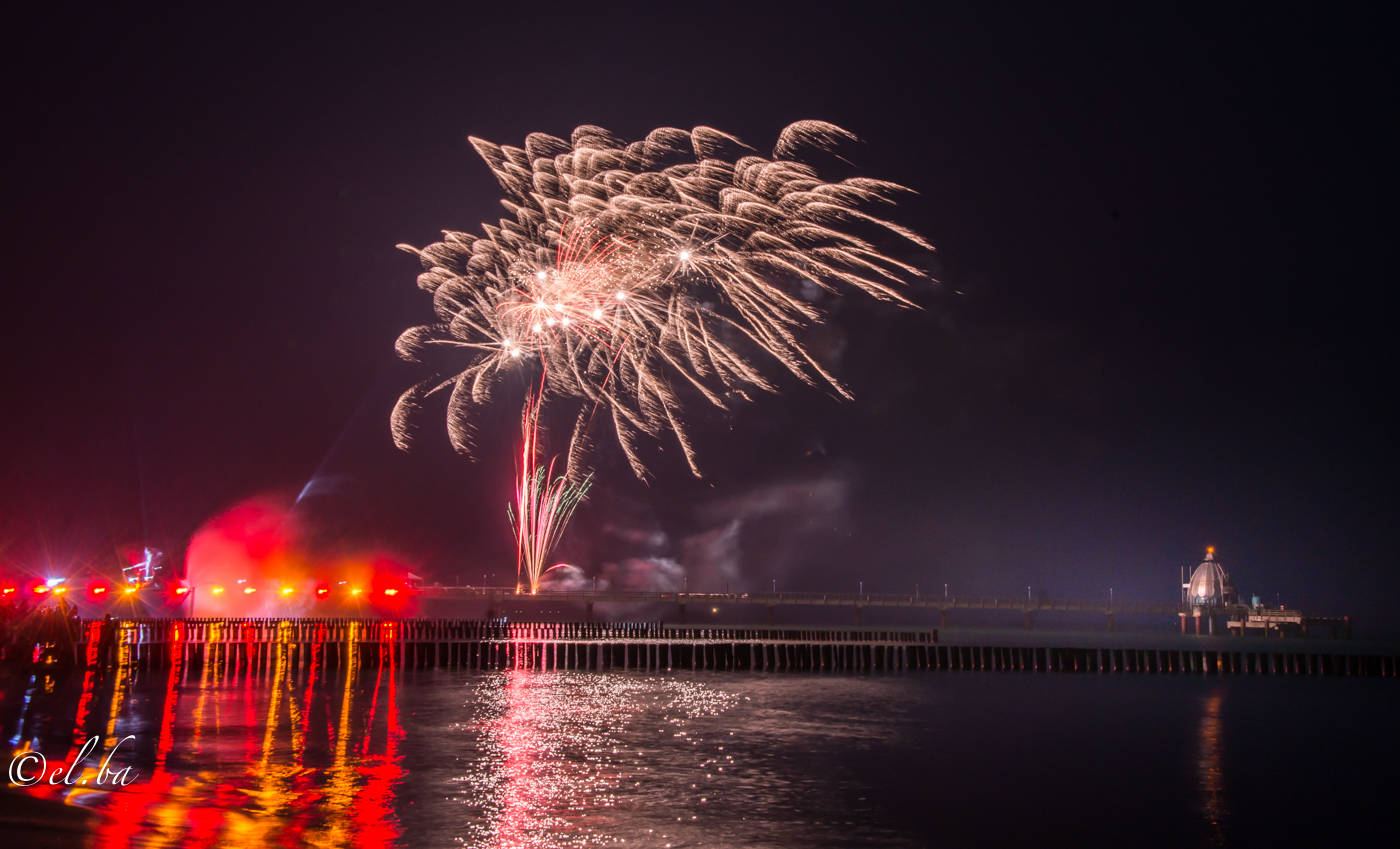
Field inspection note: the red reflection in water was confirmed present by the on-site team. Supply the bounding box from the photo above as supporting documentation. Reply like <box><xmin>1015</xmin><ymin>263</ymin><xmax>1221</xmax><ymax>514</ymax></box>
<box><xmin>243</xmin><ymin>641</ymin><xmax>259</xmax><ymax>765</ymax></box>
<box><xmin>73</xmin><ymin>667</ymin><xmax>98</xmax><ymax>744</ymax></box>
<box><xmin>492</xmin><ymin>668</ymin><xmax>547</xmax><ymax>846</ymax></box>
<box><xmin>155</xmin><ymin>631</ymin><xmax>183</xmax><ymax>770</ymax></box>
<box><xmin>300</xmin><ymin>630</ymin><xmax>322</xmax><ymax>748</ymax></box>
<box><xmin>84</xmin><ymin>621</ymin><xmax>102</xmax><ymax>667</ymax></box>
<box><xmin>20</xmin><ymin>627</ymin><xmax>409</xmax><ymax>847</ymax></box>
<box><xmin>182</xmin><ymin>805</ymin><xmax>225</xmax><ymax>849</ymax></box>
<box><xmin>361</xmin><ymin>653</ymin><xmax>386</xmax><ymax>757</ymax></box>
<box><xmin>350</xmin><ymin>638</ymin><xmax>406</xmax><ymax>849</ymax></box>
<box><xmin>21</xmin><ymin>666</ymin><xmax>102</xmax><ymax>801</ymax></box>
<box><xmin>96</xmin><ymin>649</ymin><xmax>183</xmax><ymax>849</ymax></box>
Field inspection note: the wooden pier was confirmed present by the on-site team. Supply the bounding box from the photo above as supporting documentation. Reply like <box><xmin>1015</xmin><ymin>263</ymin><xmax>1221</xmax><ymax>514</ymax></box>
<box><xmin>51</xmin><ymin>618</ymin><xmax>1400</xmax><ymax>678</ymax></box>
<box><xmin>418</xmin><ymin>587</ymin><xmax>1350</xmax><ymax>635</ymax></box>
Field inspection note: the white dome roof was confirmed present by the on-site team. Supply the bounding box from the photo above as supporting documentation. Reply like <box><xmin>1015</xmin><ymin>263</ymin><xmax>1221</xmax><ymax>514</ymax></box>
<box><xmin>1186</xmin><ymin>549</ymin><xmax>1235</xmax><ymax>605</ymax></box>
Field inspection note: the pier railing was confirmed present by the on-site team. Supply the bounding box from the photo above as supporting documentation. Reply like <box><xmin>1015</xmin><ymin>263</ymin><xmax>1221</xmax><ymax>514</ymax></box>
<box><xmin>41</xmin><ymin>617</ymin><xmax>1399</xmax><ymax>678</ymax></box>
<box><xmin>423</xmin><ymin>587</ymin><xmax>1194</xmax><ymax>614</ymax></box>
<box><xmin>435</xmin><ymin>589</ymin><xmax>1346</xmax><ymax>634</ymax></box>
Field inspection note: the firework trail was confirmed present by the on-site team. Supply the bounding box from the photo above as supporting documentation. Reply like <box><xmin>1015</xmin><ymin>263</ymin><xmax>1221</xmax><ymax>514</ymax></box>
<box><xmin>394</xmin><ymin>121</ymin><xmax>932</xmax><ymax>478</ymax></box>
<box><xmin>509</xmin><ymin>391</ymin><xmax>593</xmax><ymax>594</ymax></box>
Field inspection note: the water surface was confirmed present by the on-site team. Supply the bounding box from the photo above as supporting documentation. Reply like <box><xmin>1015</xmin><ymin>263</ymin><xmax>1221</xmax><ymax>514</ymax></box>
<box><xmin>2</xmin><ymin>657</ymin><xmax>1395</xmax><ymax>847</ymax></box>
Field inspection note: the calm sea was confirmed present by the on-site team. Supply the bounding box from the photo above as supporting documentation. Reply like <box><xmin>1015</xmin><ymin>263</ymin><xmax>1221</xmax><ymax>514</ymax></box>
<box><xmin>1</xmin><ymin>657</ymin><xmax>1395</xmax><ymax>847</ymax></box>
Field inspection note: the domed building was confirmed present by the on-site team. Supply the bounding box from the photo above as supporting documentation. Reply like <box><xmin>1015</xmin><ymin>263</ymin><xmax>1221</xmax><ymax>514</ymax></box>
<box><xmin>1179</xmin><ymin>547</ymin><xmax>1238</xmax><ymax>635</ymax></box>
<box><xmin>1183</xmin><ymin>547</ymin><xmax>1236</xmax><ymax>607</ymax></box>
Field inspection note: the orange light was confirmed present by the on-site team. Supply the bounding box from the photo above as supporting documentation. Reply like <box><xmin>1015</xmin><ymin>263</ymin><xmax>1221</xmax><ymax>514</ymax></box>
<box><xmin>53</xmin><ymin>587</ymin><xmax>67</xmax><ymax>594</ymax></box>
<box><xmin>211</xmin><ymin>587</ymin><xmax>224</xmax><ymax>595</ymax></box>
<box><xmin>383</xmin><ymin>588</ymin><xmax>398</xmax><ymax>596</ymax></box>
<box><xmin>351</xmin><ymin>588</ymin><xmax>362</xmax><ymax>595</ymax></box>
<box><xmin>1</xmin><ymin>588</ymin><xmax>14</xmax><ymax>595</ymax></box>
<box><xmin>244</xmin><ymin>587</ymin><xmax>256</xmax><ymax>594</ymax></box>
<box><xmin>316</xmin><ymin>587</ymin><xmax>329</xmax><ymax>596</ymax></box>
<box><xmin>124</xmin><ymin>587</ymin><xmax>137</xmax><ymax>594</ymax></box>
<box><xmin>34</xmin><ymin>586</ymin><xmax>50</xmax><ymax>594</ymax></box>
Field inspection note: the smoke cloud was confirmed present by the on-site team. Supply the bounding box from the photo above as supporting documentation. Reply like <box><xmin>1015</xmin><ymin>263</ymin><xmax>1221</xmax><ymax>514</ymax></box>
<box><xmin>183</xmin><ymin>495</ymin><xmax>419</xmax><ymax>617</ymax></box>
<box><xmin>680</xmin><ymin>473</ymin><xmax>850</xmax><ymax>592</ymax></box>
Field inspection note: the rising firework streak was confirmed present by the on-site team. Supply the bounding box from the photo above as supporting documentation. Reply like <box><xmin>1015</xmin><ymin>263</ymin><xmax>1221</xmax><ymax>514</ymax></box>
<box><xmin>394</xmin><ymin>121</ymin><xmax>932</xmax><ymax>478</ymax></box>
<box><xmin>510</xmin><ymin>390</ymin><xmax>592</xmax><ymax>594</ymax></box>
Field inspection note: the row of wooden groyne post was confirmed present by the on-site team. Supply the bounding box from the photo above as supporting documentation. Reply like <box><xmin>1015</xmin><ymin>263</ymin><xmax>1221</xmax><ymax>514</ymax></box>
<box><xmin>68</xmin><ymin>618</ymin><xmax>1400</xmax><ymax>677</ymax></box>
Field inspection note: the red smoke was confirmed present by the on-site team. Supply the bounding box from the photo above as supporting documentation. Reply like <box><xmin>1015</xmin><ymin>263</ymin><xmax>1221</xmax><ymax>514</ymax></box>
<box><xmin>184</xmin><ymin>497</ymin><xmax>418</xmax><ymax>617</ymax></box>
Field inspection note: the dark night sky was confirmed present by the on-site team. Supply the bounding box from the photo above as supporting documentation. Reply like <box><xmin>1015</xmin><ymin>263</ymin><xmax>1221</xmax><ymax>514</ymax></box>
<box><xmin>2</xmin><ymin>4</ymin><xmax>1397</xmax><ymax>629</ymax></box>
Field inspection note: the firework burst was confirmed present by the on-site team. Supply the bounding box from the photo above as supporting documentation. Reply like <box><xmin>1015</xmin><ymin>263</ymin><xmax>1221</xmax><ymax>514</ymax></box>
<box><xmin>394</xmin><ymin>121</ymin><xmax>932</xmax><ymax>478</ymax></box>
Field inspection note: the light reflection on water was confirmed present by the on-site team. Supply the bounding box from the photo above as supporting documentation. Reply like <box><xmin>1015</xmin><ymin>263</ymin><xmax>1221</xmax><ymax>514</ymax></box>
<box><xmin>446</xmin><ymin>672</ymin><xmax>737</xmax><ymax>848</ymax></box>
<box><xmin>2</xmin><ymin>653</ymin><xmax>1397</xmax><ymax>848</ymax></box>
<box><xmin>1196</xmin><ymin>689</ymin><xmax>1227</xmax><ymax>846</ymax></box>
<box><xmin>1</xmin><ymin>640</ymin><xmax>754</xmax><ymax>849</ymax></box>
<box><xmin>4</xmin><ymin>625</ymin><xmax>415</xmax><ymax>849</ymax></box>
